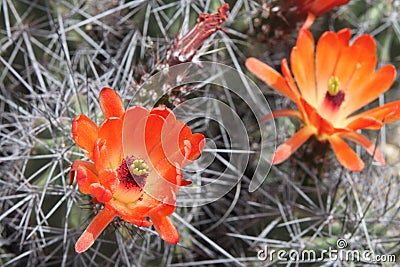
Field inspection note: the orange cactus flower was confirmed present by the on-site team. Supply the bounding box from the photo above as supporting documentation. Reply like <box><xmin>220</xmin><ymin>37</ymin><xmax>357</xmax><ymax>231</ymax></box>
<box><xmin>70</xmin><ymin>88</ymin><xmax>205</xmax><ymax>253</ymax></box>
<box><xmin>284</xmin><ymin>0</ymin><xmax>350</xmax><ymax>29</ymax></box>
<box><xmin>246</xmin><ymin>28</ymin><xmax>398</xmax><ymax>172</ymax></box>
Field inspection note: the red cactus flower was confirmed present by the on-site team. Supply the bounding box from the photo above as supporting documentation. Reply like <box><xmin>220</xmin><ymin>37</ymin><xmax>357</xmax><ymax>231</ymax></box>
<box><xmin>284</xmin><ymin>0</ymin><xmax>350</xmax><ymax>29</ymax></box>
<box><xmin>70</xmin><ymin>88</ymin><xmax>205</xmax><ymax>253</ymax></box>
<box><xmin>246</xmin><ymin>28</ymin><xmax>398</xmax><ymax>171</ymax></box>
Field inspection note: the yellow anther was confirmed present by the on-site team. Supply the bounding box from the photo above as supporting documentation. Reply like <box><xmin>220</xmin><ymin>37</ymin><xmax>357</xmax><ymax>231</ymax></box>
<box><xmin>130</xmin><ymin>159</ymin><xmax>148</xmax><ymax>176</ymax></box>
<box><xmin>328</xmin><ymin>76</ymin><xmax>341</xmax><ymax>96</ymax></box>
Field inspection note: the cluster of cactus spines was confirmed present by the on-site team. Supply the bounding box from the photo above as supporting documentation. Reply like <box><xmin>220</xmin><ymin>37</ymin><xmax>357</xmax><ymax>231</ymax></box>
<box><xmin>1</xmin><ymin>0</ymin><xmax>399</xmax><ymax>266</ymax></box>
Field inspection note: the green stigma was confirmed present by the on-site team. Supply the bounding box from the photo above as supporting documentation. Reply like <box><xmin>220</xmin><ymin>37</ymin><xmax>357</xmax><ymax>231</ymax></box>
<box><xmin>130</xmin><ymin>159</ymin><xmax>149</xmax><ymax>176</ymax></box>
<box><xmin>328</xmin><ymin>76</ymin><xmax>341</xmax><ymax>96</ymax></box>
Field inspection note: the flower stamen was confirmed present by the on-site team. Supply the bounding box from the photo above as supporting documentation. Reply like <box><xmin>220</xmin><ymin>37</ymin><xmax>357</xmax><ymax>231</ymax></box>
<box><xmin>117</xmin><ymin>157</ymin><xmax>148</xmax><ymax>189</ymax></box>
<box><xmin>130</xmin><ymin>159</ymin><xmax>149</xmax><ymax>176</ymax></box>
<box><xmin>328</xmin><ymin>76</ymin><xmax>340</xmax><ymax>96</ymax></box>
<box><xmin>323</xmin><ymin>76</ymin><xmax>345</xmax><ymax>109</ymax></box>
